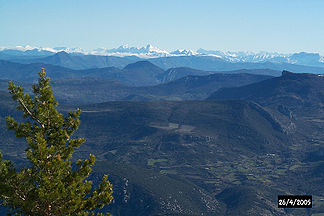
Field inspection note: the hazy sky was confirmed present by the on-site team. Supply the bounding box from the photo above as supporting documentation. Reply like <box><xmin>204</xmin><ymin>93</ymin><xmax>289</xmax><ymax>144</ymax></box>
<box><xmin>1</xmin><ymin>0</ymin><xmax>324</xmax><ymax>53</ymax></box>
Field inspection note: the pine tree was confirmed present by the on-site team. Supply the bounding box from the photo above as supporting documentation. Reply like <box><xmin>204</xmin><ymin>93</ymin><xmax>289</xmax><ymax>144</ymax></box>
<box><xmin>0</xmin><ymin>69</ymin><xmax>113</xmax><ymax>215</ymax></box>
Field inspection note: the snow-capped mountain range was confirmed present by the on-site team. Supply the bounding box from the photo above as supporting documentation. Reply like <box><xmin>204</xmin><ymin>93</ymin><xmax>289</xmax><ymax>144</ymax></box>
<box><xmin>1</xmin><ymin>44</ymin><xmax>324</xmax><ymax>66</ymax></box>
<box><xmin>92</xmin><ymin>44</ymin><xmax>170</xmax><ymax>57</ymax></box>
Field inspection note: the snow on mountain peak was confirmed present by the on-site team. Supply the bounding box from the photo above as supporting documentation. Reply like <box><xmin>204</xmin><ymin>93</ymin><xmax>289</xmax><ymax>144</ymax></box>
<box><xmin>89</xmin><ymin>44</ymin><xmax>170</xmax><ymax>57</ymax></box>
<box><xmin>197</xmin><ymin>49</ymin><xmax>292</xmax><ymax>62</ymax></box>
<box><xmin>171</xmin><ymin>49</ymin><xmax>198</xmax><ymax>56</ymax></box>
<box><xmin>12</xmin><ymin>45</ymin><xmax>57</xmax><ymax>53</ymax></box>
<box><xmin>52</xmin><ymin>47</ymin><xmax>86</xmax><ymax>54</ymax></box>
<box><xmin>1</xmin><ymin>45</ymin><xmax>324</xmax><ymax>67</ymax></box>
<box><xmin>145</xmin><ymin>44</ymin><xmax>162</xmax><ymax>51</ymax></box>
<box><xmin>0</xmin><ymin>45</ymin><xmax>86</xmax><ymax>55</ymax></box>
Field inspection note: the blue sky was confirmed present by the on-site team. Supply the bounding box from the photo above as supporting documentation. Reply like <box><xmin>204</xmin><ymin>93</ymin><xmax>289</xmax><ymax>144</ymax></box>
<box><xmin>1</xmin><ymin>0</ymin><xmax>324</xmax><ymax>53</ymax></box>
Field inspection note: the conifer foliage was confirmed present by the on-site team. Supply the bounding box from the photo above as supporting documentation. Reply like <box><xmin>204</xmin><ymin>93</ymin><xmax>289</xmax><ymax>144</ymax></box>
<box><xmin>0</xmin><ymin>69</ymin><xmax>113</xmax><ymax>215</ymax></box>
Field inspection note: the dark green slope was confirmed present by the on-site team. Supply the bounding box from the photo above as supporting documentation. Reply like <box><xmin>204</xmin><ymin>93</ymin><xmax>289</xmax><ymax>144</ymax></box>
<box><xmin>73</xmin><ymin>99</ymin><xmax>324</xmax><ymax>215</ymax></box>
<box><xmin>68</xmin><ymin>100</ymin><xmax>292</xmax><ymax>215</ymax></box>
<box><xmin>76</xmin><ymin>100</ymin><xmax>287</xmax><ymax>155</ymax></box>
<box><xmin>77</xmin><ymin>100</ymin><xmax>323</xmax><ymax>215</ymax></box>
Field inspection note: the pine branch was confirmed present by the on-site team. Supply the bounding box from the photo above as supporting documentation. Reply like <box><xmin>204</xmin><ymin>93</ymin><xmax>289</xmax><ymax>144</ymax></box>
<box><xmin>16</xmin><ymin>95</ymin><xmax>45</xmax><ymax>129</ymax></box>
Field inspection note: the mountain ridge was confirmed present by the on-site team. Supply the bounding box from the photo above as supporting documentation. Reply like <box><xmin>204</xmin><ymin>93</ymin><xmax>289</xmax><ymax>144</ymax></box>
<box><xmin>2</xmin><ymin>45</ymin><xmax>324</xmax><ymax>68</ymax></box>
<box><xmin>4</xmin><ymin>51</ymin><xmax>322</xmax><ymax>74</ymax></box>
<box><xmin>0</xmin><ymin>59</ymin><xmax>279</xmax><ymax>85</ymax></box>
<box><xmin>207</xmin><ymin>70</ymin><xmax>324</xmax><ymax>110</ymax></box>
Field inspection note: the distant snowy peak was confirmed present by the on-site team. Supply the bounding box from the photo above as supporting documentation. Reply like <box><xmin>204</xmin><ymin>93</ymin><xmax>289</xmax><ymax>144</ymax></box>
<box><xmin>90</xmin><ymin>44</ymin><xmax>169</xmax><ymax>57</ymax></box>
<box><xmin>0</xmin><ymin>45</ymin><xmax>86</xmax><ymax>56</ymax></box>
<box><xmin>94</xmin><ymin>45</ymin><xmax>199</xmax><ymax>57</ymax></box>
<box><xmin>1</xmin><ymin>45</ymin><xmax>324</xmax><ymax>67</ymax></box>
<box><xmin>1</xmin><ymin>45</ymin><xmax>57</xmax><ymax>53</ymax></box>
<box><xmin>4</xmin><ymin>45</ymin><xmax>51</xmax><ymax>53</ymax></box>
<box><xmin>53</xmin><ymin>47</ymin><xmax>86</xmax><ymax>54</ymax></box>
<box><xmin>170</xmin><ymin>49</ymin><xmax>198</xmax><ymax>56</ymax></box>
<box><xmin>0</xmin><ymin>44</ymin><xmax>174</xmax><ymax>58</ymax></box>
<box><xmin>197</xmin><ymin>49</ymin><xmax>289</xmax><ymax>62</ymax></box>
